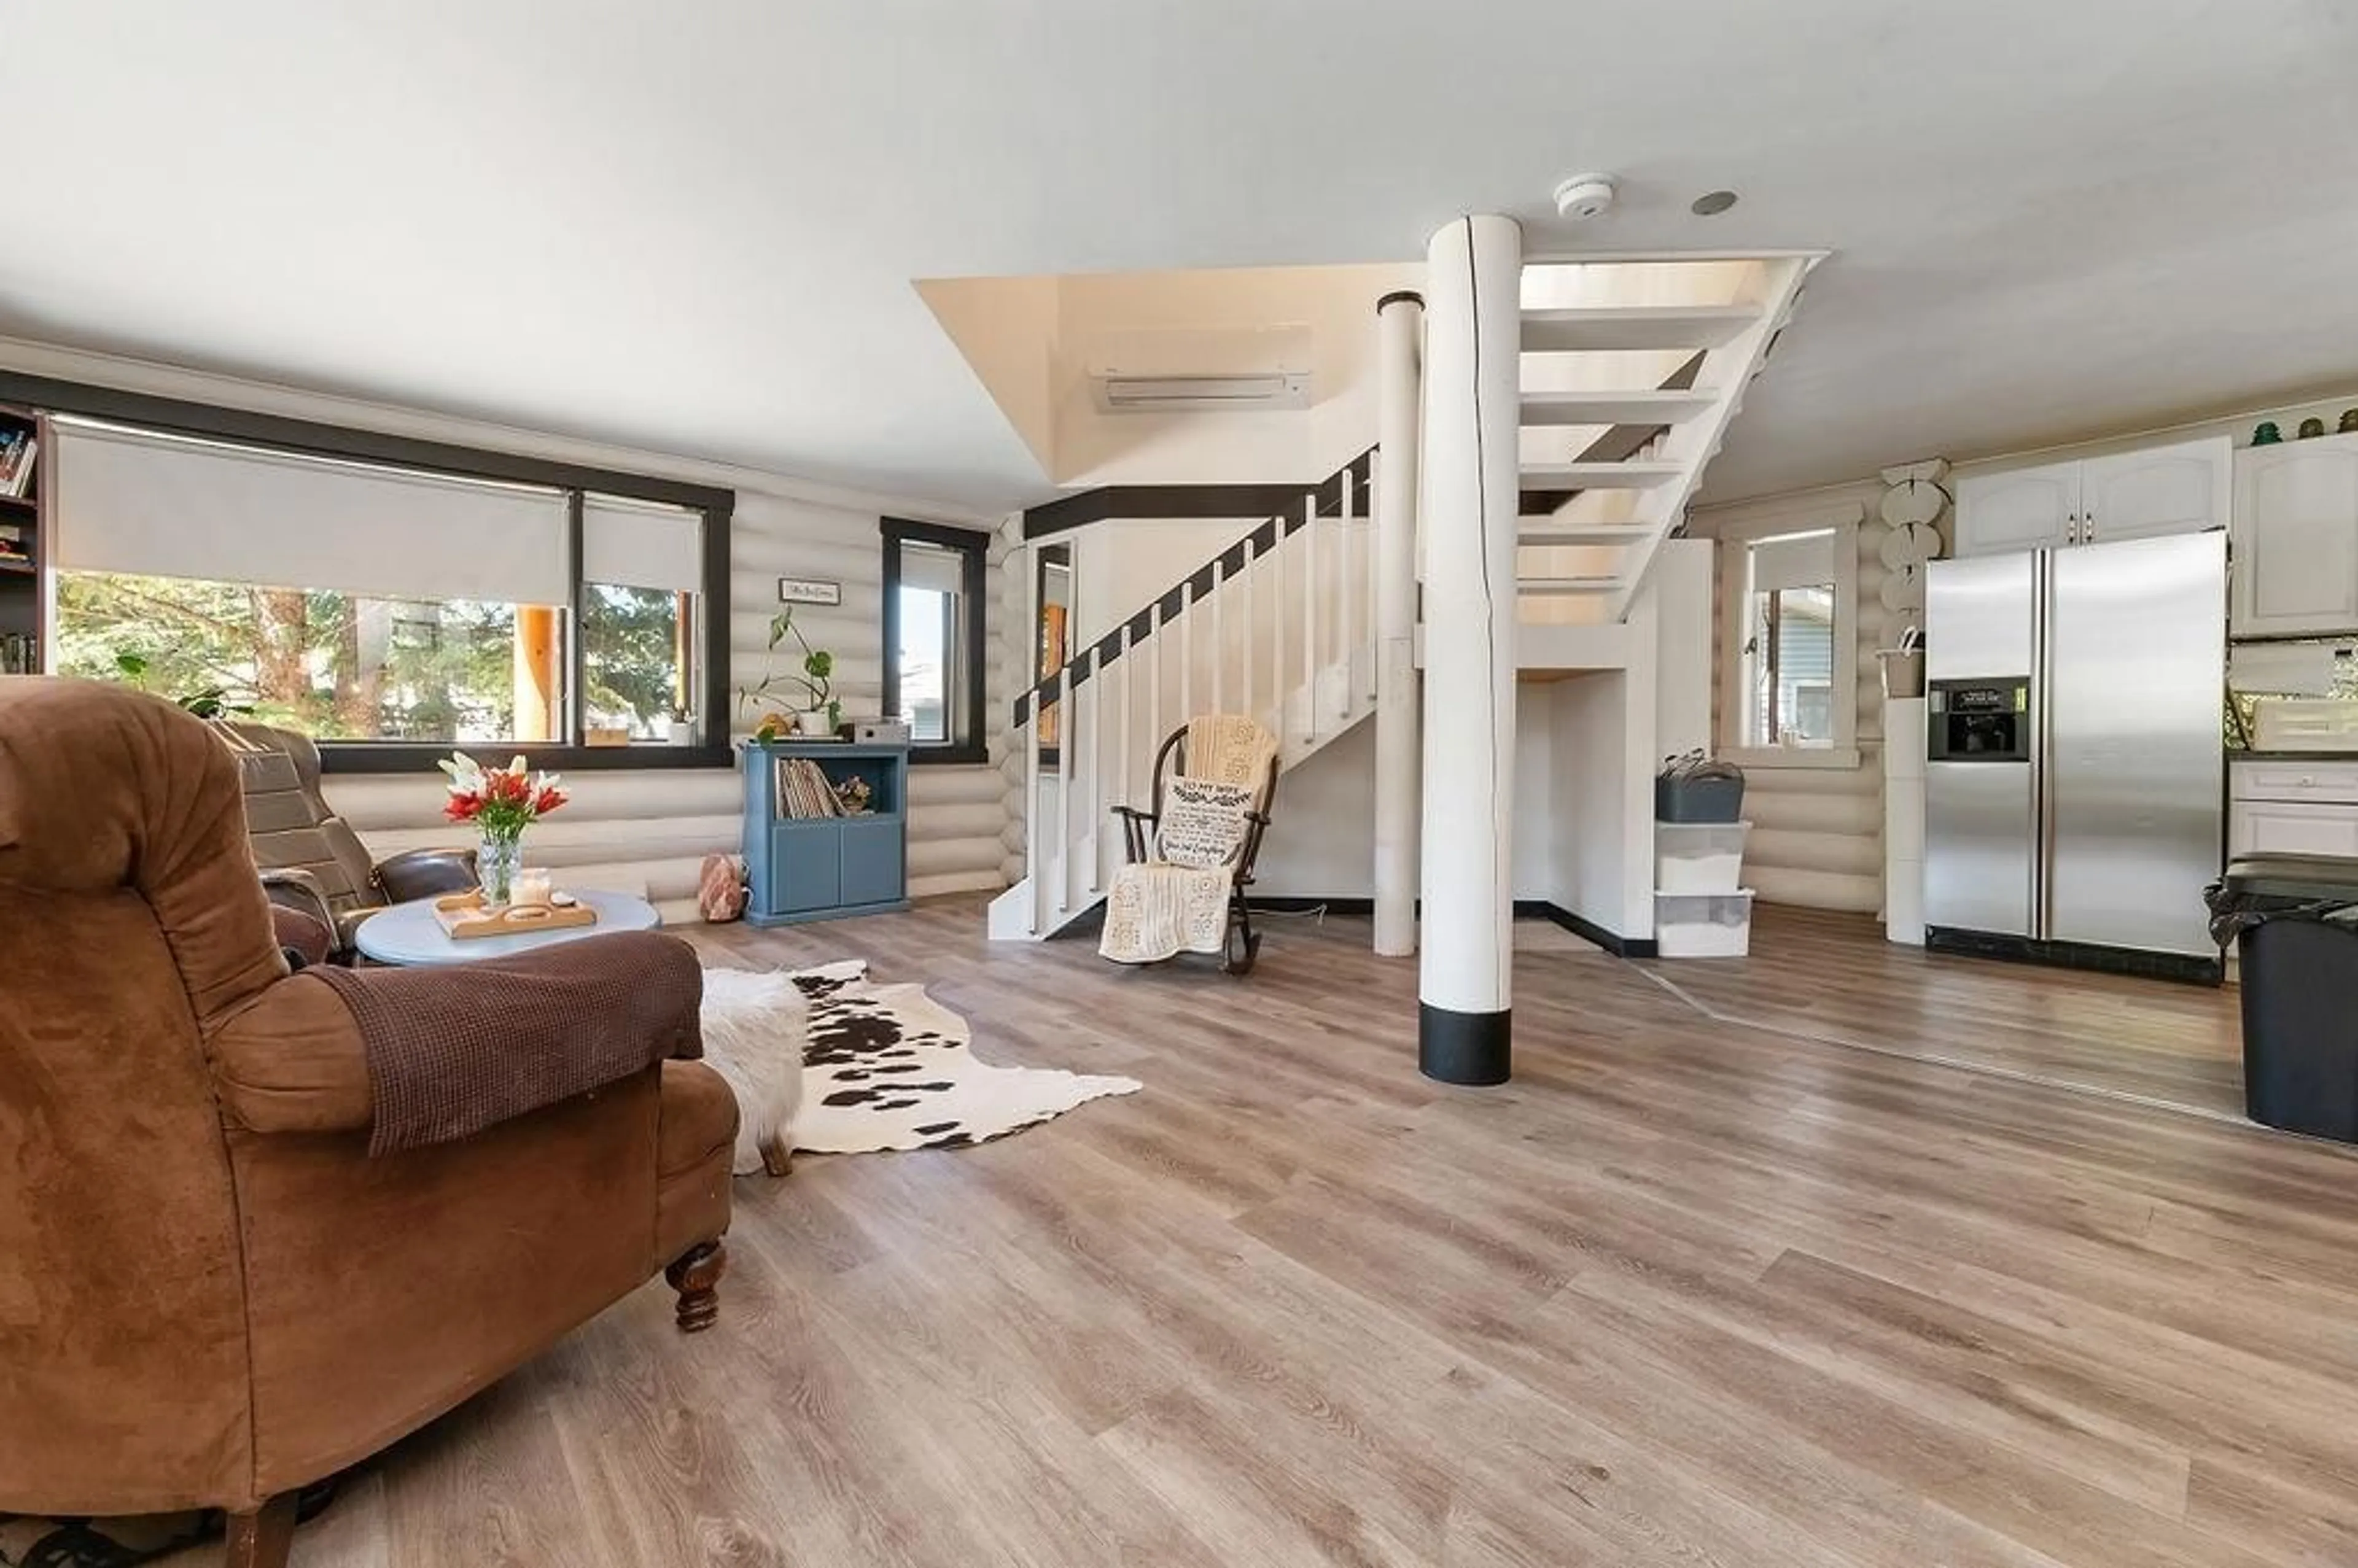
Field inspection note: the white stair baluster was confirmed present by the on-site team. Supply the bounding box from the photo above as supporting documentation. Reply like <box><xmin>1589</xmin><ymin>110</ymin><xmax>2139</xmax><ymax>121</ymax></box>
<box><xmin>1151</xmin><ymin>601</ymin><xmax>1164</xmax><ymax>748</ymax></box>
<box><xmin>1053</xmin><ymin>662</ymin><xmax>1072</xmax><ymax>915</ymax></box>
<box><xmin>1302</xmin><ymin>494</ymin><xmax>1318</xmax><ymax>744</ymax></box>
<box><xmin>1179</xmin><ymin>592</ymin><xmax>1193</xmax><ymax>720</ymax></box>
<box><xmin>1024</xmin><ymin>692</ymin><xmax>1042</xmax><ymax>935</ymax></box>
<box><xmin>1084</xmin><ymin>657</ymin><xmax>1100</xmax><ymax>894</ymax></box>
<box><xmin>1210</xmin><ymin>559</ymin><xmax>1225</xmax><ymax>715</ymax></box>
<box><xmin>1242</xmin><ymin>534</ymin><xmax>1256</xmax><ymax>726</ymax></box>
<box><xmin>1336</xmin><ymin>467</ymin><xmax>1354</xmax><ymax>717</ymax></box>
<box><xmin>1118</xmin><ymin>624</ymin><xmax>1133</xmax><ymax>839</ymax></box>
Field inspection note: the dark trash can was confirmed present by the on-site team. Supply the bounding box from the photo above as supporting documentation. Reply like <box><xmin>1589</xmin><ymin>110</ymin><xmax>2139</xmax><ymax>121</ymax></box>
<box><xmin>2206</xmin><ymin>856</ymin><xmax>2358</xmax><ymax>1143</ymax></box>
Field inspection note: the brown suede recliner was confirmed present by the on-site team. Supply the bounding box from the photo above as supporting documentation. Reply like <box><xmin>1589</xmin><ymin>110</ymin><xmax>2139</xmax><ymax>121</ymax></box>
<box><xmin>0</xmin><ymin>678</ymin><xmax>739</xmax><ymax>1568</ymax></box>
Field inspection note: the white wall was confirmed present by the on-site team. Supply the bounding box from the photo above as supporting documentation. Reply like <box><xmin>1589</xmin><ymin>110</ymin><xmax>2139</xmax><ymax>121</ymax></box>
<box><xmin>1686</xmin><ymin>483</ymin><xmax>1889</xmax><ymax>914</ymax></box>
<box><xmin>0</xmin><ymin>335</ymin><xmax>1009</xmax><ymax>922</ymax></box>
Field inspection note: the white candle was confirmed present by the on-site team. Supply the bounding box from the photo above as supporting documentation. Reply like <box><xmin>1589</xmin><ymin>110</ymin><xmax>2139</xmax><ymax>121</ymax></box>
<box><xmin>513</xmin><ymin>869</ymin><xmax>554</xmax><ymax>908</ymax></box>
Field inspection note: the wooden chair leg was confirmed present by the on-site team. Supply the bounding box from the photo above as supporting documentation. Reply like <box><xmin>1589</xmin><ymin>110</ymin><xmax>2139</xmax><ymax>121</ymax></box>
<box><xmin>758</xmin><ymin>1132</ymin><xmax>794</xmax><ymax>1177</ymax></box>
<box><xmin>225</xmin><ymin>1491</ymin><xmax>298</xmax><ymax>1568</ymax></box>
<box><xmin>664</xmin><ymin>1238</ymin><xmax>727</xmax><ymax>1333</ymax></box>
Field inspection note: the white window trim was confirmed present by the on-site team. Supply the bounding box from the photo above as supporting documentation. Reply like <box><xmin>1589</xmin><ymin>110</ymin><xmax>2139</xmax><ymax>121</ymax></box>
<box><xmin>1716</xmin><ymin>499</ymin><xmax>1864</xmax><ymax>771</ymax></box>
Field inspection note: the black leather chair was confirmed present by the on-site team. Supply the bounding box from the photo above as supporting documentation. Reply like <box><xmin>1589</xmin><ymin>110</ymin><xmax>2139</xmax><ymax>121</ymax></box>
<box><xmin>219</xmin><ymin>721</ymin><xmax>478</xmax><ymax>958</ymax></box>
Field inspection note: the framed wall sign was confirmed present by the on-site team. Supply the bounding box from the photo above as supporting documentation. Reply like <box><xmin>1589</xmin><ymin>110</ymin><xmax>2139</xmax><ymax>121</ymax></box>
<box><xmin>777</xmin><ymin>576</ymin><xmax>842</xmax><ymax>607</ymax></box>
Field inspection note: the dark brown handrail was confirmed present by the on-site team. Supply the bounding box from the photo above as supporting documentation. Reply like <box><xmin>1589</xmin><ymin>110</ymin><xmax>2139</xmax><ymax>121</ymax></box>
<box><xmin>1011</xmin><ymin>448</ymin><xmax>1374</xmax><ymax>729</ymax></box>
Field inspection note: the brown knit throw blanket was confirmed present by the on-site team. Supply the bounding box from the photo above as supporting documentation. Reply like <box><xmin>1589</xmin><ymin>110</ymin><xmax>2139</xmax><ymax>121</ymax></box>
<box><xmin>312</xmin><ymin>931</ymin><xmax>705</xmax><ymax>1156</ymax></box>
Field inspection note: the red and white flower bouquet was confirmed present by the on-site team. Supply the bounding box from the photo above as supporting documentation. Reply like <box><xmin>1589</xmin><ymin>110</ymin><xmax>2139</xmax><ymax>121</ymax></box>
<box><xmin>438</xmin><ymin>752</ymin><xmax>567</xmax><ymax>904</ymax></box>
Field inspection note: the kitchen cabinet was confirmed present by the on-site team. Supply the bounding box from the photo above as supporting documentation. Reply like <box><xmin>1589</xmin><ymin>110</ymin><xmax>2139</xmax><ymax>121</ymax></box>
<box><xmin>2232</xmin><ymin>430</ymin><xmax>2358</xmax><ymax>637</ymax></box>
<box><xmin>2080</xmin><ymin>438</ymin><xmax>2232</xmax><ymax>543</ymax></box>
<box><xmin>2230</xmin><ymin>759</ymin><xmax>2358</xmax><ymax>860</ymax></box>
<box><xmin>1955</xmin><ymin>459</ymin><xmax>2078</xmax><ymax>556</ymax></box>
<box><xmin>1955</xmin><ymin>437</ymin><xmax>2228</xmax><ymax>558</ymax></box>
<box><xmin>2230</xmin><ymin>799</ymin><xmax>2358</xmax><ymax>859</ymax></box>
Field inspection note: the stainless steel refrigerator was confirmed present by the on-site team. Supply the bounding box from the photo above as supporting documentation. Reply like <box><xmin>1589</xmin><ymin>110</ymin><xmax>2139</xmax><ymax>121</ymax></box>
<box><xmin>1923</xmin><ymin>530</ymin><xmax>2225</xmax><ymax>972</ymax></box>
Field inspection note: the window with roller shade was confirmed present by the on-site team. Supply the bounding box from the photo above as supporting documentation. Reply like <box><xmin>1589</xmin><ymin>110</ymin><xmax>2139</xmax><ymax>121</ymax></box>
<box><xmin>45</xmin><ymin>415</ymin><xmax>719</xmax><ymax>760</ymax></box>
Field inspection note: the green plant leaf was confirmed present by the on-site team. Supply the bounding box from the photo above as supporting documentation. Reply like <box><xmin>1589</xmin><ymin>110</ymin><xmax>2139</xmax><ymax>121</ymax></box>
<box><xmin>804</xmin><ymin>650</ymin><xmax>833</xmax><ymax>680</ymax></box>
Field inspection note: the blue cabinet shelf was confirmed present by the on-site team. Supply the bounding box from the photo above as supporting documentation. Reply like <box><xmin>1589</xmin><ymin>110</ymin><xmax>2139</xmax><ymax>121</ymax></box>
<box><xmin>742</xmin><ymin>739</ymin><xmax>911</xmax><ymax>926</ymax></box>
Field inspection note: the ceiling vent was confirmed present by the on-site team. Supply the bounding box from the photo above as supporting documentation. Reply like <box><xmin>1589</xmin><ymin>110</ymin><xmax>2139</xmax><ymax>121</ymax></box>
<box><xmin>1087</xmin><ymin>326</ymin><xmax>1313</xmax><ymax>414</ymax></box>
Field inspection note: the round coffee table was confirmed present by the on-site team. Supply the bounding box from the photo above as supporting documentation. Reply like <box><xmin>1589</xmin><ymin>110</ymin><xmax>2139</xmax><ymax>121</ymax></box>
<box><xmin>353</xmin><ymin>890</ymin><xmax>663</xmax><ymax>966</ymax></box>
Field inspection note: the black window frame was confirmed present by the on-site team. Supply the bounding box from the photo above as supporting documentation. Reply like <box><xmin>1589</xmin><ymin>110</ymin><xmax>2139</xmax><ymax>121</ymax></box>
<box><xmin>0</xmin><ymin>370</ymin><xmax>734</xmax><ymax>773</ymax></box>
<box><xmin>880</xmin><ymin>516</ymin><xmax>988</xmax><ymax>766</ymax></box>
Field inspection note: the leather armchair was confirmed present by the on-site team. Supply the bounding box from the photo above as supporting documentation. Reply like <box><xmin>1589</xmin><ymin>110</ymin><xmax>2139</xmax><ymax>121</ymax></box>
<box><xmin>0</xmin><ymin>680</ymin><xmax>737</xmax><ymax>1568</ymax></box>
<box><xmin>219</xmin><ymin>719</ymin><xmax>478</xmax><ymax>955</ymax></box>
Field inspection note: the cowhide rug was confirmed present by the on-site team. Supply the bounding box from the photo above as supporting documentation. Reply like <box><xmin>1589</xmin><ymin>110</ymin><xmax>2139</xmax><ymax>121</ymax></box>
<box><xmin>707</xmin><ymin>958</ymin><xmax>1140</xmax><ymax>1159</ymax></box>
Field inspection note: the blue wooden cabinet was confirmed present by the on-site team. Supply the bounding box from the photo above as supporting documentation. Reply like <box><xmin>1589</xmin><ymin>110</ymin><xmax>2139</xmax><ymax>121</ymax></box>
<box><xmin>742</xmin><ymin>740</ymin><xmax>911</xmax><ymax>926</ymax></box>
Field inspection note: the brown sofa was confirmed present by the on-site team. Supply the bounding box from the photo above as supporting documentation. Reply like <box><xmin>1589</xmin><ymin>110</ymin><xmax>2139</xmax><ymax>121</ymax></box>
<box><xmin>0</xmin><ymin>679</ymin><xmax>738</xmax><ymax>1568</ymax></box>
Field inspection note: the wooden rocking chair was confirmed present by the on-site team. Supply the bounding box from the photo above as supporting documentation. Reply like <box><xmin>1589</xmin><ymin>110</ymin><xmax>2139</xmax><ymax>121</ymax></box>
<box><xmin>1109</xmin><ymin>717</ymin><xmax>1280</xmax><ymax>974</ymax></box>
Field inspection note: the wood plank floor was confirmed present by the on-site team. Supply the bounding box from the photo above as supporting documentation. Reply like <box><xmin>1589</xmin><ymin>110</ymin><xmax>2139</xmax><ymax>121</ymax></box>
<box><xmin>227</xmin><ymin>896</ymin><xmax>2358</xmax><ymax>1568</ymax></box>
<box><xmin>1648</xmin><ymin>905</ymin><xmax>2247</xmax><ymax>1117</ymax></box>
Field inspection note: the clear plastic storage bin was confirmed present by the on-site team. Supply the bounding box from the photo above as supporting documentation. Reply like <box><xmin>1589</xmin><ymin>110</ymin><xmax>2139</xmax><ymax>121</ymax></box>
<box><xmin>1654</xmin><ymin>890</ymin><xmax>1755</xmax><ymax>958</ymax></box>
<box><xmin>1655</xmin><ymin>820</ymin><xmax>1749</xmax><ymax>895</ymax></box>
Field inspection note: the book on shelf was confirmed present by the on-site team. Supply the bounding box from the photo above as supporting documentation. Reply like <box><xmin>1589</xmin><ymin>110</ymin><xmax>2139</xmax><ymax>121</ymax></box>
<box><xmin>771</xmin><ymin>756</ymin><xmax>846</xmax><ymax>820</ymax></box>
<box><xmin>0</xmin><ymin>632</ymin><xmax>37</xmax><ymax>675</ymax></box>
<box><xmin>0</xmin><ymin>432</ymin><xmax>36</xmax><ymax>499</ymax></box>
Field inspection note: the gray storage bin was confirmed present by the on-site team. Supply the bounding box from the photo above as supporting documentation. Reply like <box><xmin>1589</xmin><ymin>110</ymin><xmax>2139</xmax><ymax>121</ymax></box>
<box><xmin>1656</xmin><ymin>770</ymin><xmax>1745</xmax><ymax>824</ymax></box>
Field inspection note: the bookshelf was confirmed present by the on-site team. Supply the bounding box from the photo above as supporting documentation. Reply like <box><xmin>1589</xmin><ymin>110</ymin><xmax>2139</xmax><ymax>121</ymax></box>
<box><xmin>0</xmin><ymin>405</ymin><xmax>44</xmax><ymax>675</ymax></box>
<box><xmin>741</xmin><ymin>739</ymin><xmax>911</xmax><ymax>926</ymax></box>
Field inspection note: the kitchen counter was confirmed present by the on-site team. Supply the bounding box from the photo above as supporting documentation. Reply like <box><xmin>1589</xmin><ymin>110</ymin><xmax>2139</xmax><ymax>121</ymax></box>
<box><xmin>2233</xmin><ymin>750</ymin><xmax>2358</xmax><ymax>763</ymax></box>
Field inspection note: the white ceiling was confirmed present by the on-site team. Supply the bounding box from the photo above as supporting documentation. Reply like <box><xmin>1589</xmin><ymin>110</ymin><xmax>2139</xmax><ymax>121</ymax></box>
<box><xmin>2</xmin><ymin>1</ymin><xmax>2354</xmax><ymax>511</ymax></box>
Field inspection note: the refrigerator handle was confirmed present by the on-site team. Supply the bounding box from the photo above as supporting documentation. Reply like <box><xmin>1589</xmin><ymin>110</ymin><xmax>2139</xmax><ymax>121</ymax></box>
<box><xmin>2033</xmin><ymin>549</ymin><xmax>2055</xmax><ymax>940</ymax></box>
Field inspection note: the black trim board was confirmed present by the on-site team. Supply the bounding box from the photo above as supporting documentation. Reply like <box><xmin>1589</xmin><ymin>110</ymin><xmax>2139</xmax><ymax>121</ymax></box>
<box><xmin>1250</xmin><ymin>896</ymin><xmax>1658</xmax><ymax>958</ymax></box>
<box><xmin>2</xmin><ymin>368</ymin><xmax>737</xmax><ymax>772</ymax></box>
<box><xmin>1925</xmin><ymin>926</ymin><xmax>2224</xmax><ymax>987</ymax></box>
<box><xmin>1021</xmin><ymin>448</ymin><xmax>1374</xmax><ymax>542</ymax></box>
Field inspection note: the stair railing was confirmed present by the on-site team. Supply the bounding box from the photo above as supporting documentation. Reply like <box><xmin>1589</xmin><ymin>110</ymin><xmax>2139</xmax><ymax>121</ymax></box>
<box><xmin>1013</xmin><ymin>446</ymin><xmax>1379</xmax><ymax>933</ymax></box>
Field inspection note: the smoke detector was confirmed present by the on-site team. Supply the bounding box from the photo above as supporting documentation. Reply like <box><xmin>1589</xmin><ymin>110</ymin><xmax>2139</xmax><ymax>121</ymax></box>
<box><xmin>1552</xmin><ymin>173</ymin><xmax>1618</xmax><ymax>221</ymax></box>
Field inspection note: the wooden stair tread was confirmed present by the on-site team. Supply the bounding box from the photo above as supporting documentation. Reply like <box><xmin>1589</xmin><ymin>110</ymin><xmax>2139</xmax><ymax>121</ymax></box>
<box><xmin>1518</xmin><ymin>389</ymin><xmax>1717</xmax><ymax>426</ymax></box>
<box><xmin>1519</xmin><ymin>303</ymin><xmax>1760</xmax><ymax>353</ymax></box>
<box><xmin>1516</xmin><ymin>459</ymin><xmax>1685</xmax><ymax>490</ymax></box>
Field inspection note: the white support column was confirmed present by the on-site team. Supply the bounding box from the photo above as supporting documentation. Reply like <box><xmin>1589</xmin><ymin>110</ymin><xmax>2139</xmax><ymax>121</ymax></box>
<box><xmin>1417</xmin><ymin>214</ymin><xmax>1520</xmax><ymax>1086</ymax></box>
<box><xmin>1373</xmin><ymin>289</ymin><xmax>1425</xmax><ymax>959</ymax></box>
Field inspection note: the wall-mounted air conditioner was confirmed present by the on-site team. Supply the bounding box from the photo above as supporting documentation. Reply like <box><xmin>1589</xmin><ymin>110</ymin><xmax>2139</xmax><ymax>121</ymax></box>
<box><xmin>1086</xmin><ymin>325</ymin><xmax>1313</xmax><ymax>414</ymax></box>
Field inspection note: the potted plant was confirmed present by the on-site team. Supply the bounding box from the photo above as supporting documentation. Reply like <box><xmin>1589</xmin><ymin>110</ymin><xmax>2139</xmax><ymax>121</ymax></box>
<box><xmin>737</xmin><ymin>607</ymin><xmax>838</xmax><ymax>740</ymax></box>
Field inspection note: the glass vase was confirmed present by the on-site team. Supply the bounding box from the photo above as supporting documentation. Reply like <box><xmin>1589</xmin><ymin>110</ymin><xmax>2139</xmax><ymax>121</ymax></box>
<box><xmin>477</xmin><ymin>830</ymin><xmax>524</xmax><ymax>906</ymax></box>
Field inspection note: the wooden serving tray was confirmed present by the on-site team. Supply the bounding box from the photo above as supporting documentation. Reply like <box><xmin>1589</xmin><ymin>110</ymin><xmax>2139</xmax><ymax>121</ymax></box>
<box><xmin>432</xmin><ymin>891</ymin><xmax>599</xmax><ymax>941</ymax></box>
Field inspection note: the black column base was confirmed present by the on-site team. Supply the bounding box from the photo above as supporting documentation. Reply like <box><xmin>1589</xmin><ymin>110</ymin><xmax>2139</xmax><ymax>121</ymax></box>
<box><xmin>1418</xmin><ymin>1003</ymin><xmax>1511</xmax><ymax>1085</ymax></box>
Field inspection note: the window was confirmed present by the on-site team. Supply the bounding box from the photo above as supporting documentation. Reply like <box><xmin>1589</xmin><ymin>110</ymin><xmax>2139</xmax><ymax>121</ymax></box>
<box><xmin>55</xmin><ymin>573</ymin><xmax>559</xmax><ymax>743</ymax></box>
<box><xmin>24</xmin><ymin>397</ymin><xmax>731</xmax><ymax>770</ymax></box>
<box><xmin>1718</xmin><ymin>505</ymin><xmax>1861</xmax><ymax>767</ymax></box>
<box><xmin>882</xmin><ymin>517</ymin><xmax>987</xmax><ymax>764</ymax></box>
<box><xmin>1746</xmin><ymin>578</ymin><xmax>1837</xmax><ymax>748</ymax></box>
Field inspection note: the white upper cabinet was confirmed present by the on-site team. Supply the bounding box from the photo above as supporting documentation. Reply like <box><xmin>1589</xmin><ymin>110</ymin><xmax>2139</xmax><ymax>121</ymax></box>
<box><xmin>2081</xmin><ymin>437</ymin><xmax>2232</xmax><ymax>543</ymax></box>
<box><xmin>1955</xmin><ymin>437</ymin><xmax>2227</xmax><ymax>559</ymax></box>
<box><xmin>1954</xmin><ymin>459</ymin><xmax>2080</xmax><ymax>557</ymax></box>
<box><xmin>2233</xmin><ymin>431</ymin><xmax>2358</xmax><ymax>637</ymax></box>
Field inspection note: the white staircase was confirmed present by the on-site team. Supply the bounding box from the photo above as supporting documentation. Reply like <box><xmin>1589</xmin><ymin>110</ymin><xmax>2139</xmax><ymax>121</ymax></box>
<box><xmin>989</xmin><ymin>252</ymin><xmax>1816</xmax><ymax>942</ymax></box>
<box><xmin>1512</xmin><ymin>255</ymin><xmax>1815</xmax><ymax>626</ymax></box>
<box><xmin>990</xmin><ymin>454</ymin><xmax>1382</xmax><ymax>941</ymax></box>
